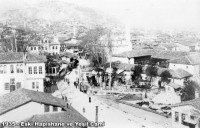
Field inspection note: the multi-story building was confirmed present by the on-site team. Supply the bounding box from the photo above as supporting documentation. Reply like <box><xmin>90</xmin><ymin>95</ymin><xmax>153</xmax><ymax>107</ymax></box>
<box><xmin>0</xmin><ymin>52</ymin><xmax>46</xmax><ymax>96</ymax></box>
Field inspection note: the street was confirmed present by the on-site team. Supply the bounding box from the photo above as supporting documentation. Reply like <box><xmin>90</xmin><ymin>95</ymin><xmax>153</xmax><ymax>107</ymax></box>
<box><xmin>61</xmin><ymin>83</ymin><xmax>172</xmax><ymax>128</ymax></box>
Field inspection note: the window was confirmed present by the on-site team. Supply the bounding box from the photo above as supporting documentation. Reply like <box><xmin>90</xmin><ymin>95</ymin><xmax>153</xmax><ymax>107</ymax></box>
<box><xmin>31</xmin><ymin>47</ymin><xmax>33</xmax><ymax>50</ymax></box>
<box><xmin>181</xmin><ymin>113</ymin><xmax>186</xmax><ymax>123</ymax></box>
<box><xmin>190</xmin><ymin>115</ymin><xmax>195</xmax><ymax>120</ymax></box>
<box><xmin>55</xmin><ymin>46</ymin><xmax>57</xmax><ymax>49</ymax></box>
<box><xmin>53</xmin><ymin>68</ymin><xmax>55</xmax><ymax>74</ymax></box>
<box><xmin>4</xmin><ymin>83</ymin><xmax>9</xmax><ymax>90</ymax></box>
<box><xmin>29</xmin><ymin>67</ymin><xmax>32</xmax><ymax>74</ymax></box>
<box><xmin>20</xmin><ymin>64</ymin><xmax>23</xmax><ymax>73</ymax></box>
<box><xmin>52</xmin><ymin>46</ymin><xmax>54</xmax><ymax>49</ymax></box>
<box><xmin>34</xmin><ymin>47</ymin><xmax>36</xmax><ymax>50</ymax></box>
<box><xmin>36</xmin><ymin>82</ymin><xmax>39</xmax><ymax>89</ymax></box>
<box><xmin>175</xmin><ymin>112</ymin><xmax>179</xmax><ymax>122</ymax></box>
<box><xmin>0</xmin><ymin>65</ymin><xmax>3</xmax><ymax>74</ymax></box>
<box><xmin>53</xmin><ymin>106</ymin><xmax>58</xmax><ymax>112</ymax></box>
<box><xmin>44</xmin><ymin>104</ymin><xmax>50</xmax><ymax>112</ymax></box>
<box><xmin>3</xmin><ymin>65</ymin><xmax>7</xmax><ymax>74</ymax></box>
<box><xmin>16</xmin><ymin>64</ymin><xmax>20</xmax><ymax>73</ymax></box>
<box><xmin>32</xmin><ymin>82</ymin><xmax>35</xmax><ymax>89</ymax></box>
<box><xmin>10</xmin><ymin>65</ymin><xmax>14</xmax><ymax>73</ymax></box>
<box><xmin>39</xmin><ymin>66</ymin><xmax>42</xmax><ymax>74</ymax></box>
<box><xmin>34</xmin><ymin>66</ymin><xmax>37</xmax><ymax>74</ymax></box>
<box><xmin>10</xmin><ymin>78</ymin><xmax>15</xmax><ymax>85</ymax></box>
<box><xmin>16</xmin><ymin>82</ymin><xmax>21</xmax><ymax>89</ymax></box>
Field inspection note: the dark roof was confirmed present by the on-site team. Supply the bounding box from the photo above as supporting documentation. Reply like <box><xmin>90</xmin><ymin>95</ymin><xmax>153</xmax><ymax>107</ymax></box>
<box><xmin>21</xmin><ymin>111</ymin><xmax>88</xmax><ymax>128</ymax></box>
<box><xmin>113</xmin><ymin>49</ymin><xmax>191</xmax><ymax>60</ymax></box>
<box><xmin>157</xmin><ymin>68</ymin><xmax>193</xmax><ymax>79</ymax></box>
<box><xmin>0</xmin><ymin>52</ymin><xmax>46</xmax><ymax>63</ymax></box>
<box><xmin>171</xmin><ymin>98</ymin><xmax>200</xmax><ymax>111</ymax></box>
<box><xmin>169</xmin><ymin>53</ymin><xmax>200</xmax><ymax>65</ymax></box>
<box><xmin>0</xmin><ymin>89</ymin><xmax>66</xmax><ymax>115</ymax></box>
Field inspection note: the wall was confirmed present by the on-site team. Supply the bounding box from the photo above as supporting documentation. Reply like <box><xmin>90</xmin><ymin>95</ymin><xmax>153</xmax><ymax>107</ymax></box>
<box><xmin>0</xmin><ymin>63</ymin><xmax>25</xmax><ymax>95</ymax></box>
<box><xmin>171</xmin><ymin>106</ymin><xmax>199</xmax><ymax>128</ymax></box>
<box><xmin>0</xmin><ymin>102</ymin><xmax>44</xmax><ymax>123</ymax></box>
<box><xmin>111</xmin><ymin>57</ymin><xmax>130</xmax><ymax>64</ymax></box>
<box><xmin>0</xmin><ymin>102</ymin><xmax>63</xmax><ymax>123</ymax></box>
<box><xmin>169</xmin><ymin>63</ymin><xmax>199</xmax><ymax>77</ymax></box>
<box><xmin>26</xmin><ymin>79</ymin><xmax>44</xmax><ymax>92</ymax></box>
<box><xmin>26</xmin><ymin>63</ymin><xmax>45</xmax><ymax>79</ymax></box>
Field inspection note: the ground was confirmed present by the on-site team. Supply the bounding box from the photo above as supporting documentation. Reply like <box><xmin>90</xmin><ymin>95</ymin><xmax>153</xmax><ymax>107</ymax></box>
<box><xmin>60</xmin><ymin>83</ymin><xmax>172</xmax><ymax>128</ymax></box>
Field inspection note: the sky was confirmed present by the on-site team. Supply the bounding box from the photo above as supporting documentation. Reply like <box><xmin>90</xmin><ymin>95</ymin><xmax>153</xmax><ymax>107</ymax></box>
<box><xmin>0</xmin><ymin>0</ymin><xmax>200</xmax><ymax>32</ymax></box>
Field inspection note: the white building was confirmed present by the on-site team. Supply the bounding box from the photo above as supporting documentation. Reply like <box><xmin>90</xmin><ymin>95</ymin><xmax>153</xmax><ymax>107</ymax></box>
<box><xmin>0</xmin><ymin>52</ymin><xmax>46</xmax><ymax>96</ymax></box>
<box><xmin>0</xmin><ymin>88</ymin><xmax>87</xmax><ymax>125</ymax></box>
<box><xmin>171</xmin><ymin>98</ymin><xmax>200</xmax><ymax>128</ymax></box>
<box><xmin>169</xmin><ymin>53</ymin><xmax>200</xmax><ymax>83</ymax></box>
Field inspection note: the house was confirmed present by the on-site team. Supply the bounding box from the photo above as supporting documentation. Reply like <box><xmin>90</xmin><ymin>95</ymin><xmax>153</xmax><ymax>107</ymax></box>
<box><xmin>169</xmin><ymin>53</ymin><xmax>200</xmax><ymax>83</ymax></box>
<box><xmin>21</xmin><ymin>111</ymin><xmax>88</xmax><ymax>128</ymax></box>
<box><xmin>0</xmin><ymin>89</ymin><xmax>88</xmax><ymax>128</ymax></box>
<box><xmin>0</xmin><ymin>52</ymin><xmax>46</xmax><ymax>96</ymax></box>
<box><xmin>175</xmin><ymin>40</ymin><xmax>200</xmax><ymax>52</ymax></box>
<box><xmin>156</xmin><ymin>68</ymin><xmax>193</xmax><ymax>87</ymax></box>
<box><xmin>112</xmin><ymin>49</ymin><xmax>191</xmax><ymax>67</ymax></box>
<box><xmin>171</xmin><ymin>98</ymin><xmax>200</xmax><ymax>128</ymax></box>
<box><xmin>159</xmin><ymin>43</ymin><xmax>180</xmax><ymax>51</ymax></box>
<box><xmin>0</xmin><ymin>88</ymin><xmax>65</xmax><ymax>123</ymax></box>
<box><xmin>28</xmin><ymin>44</ymin><xmax>42</xmax><ymax>53</ymax></box>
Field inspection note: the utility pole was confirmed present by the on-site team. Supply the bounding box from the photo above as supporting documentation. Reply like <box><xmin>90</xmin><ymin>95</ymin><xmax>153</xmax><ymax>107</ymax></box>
<box><xmin>95</xmin><ymin>106</ymin><xmax>98</xmax><ymax>128</ymax></box>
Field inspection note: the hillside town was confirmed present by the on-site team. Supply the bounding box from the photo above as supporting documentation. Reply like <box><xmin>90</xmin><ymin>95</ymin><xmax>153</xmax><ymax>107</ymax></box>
<box><xmin>0</xmin><ymin>0</ymin><xmax>200</xmax><ymax>128</ymax></box>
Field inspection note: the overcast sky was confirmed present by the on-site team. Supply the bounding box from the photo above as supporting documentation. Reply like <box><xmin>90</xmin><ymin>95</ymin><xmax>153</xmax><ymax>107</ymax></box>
<box><xmin>0</xmin><ymin>0</ymin><xmax>200</xmax><ymax>32</ymax></box>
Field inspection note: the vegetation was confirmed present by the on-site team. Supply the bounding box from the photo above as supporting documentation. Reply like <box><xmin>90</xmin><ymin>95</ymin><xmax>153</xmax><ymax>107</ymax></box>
<box><xmin>131</xmin><ymin>65</ymin><xmax>143</xmax><ymax>81</ymax></box>
<box><xmin>160</xmin><ymin>70</ymin><xmax>172</xmax><ymax>84</ymax></box>
<box><xmin>79</xmin><ymin>27</ymin><xmax>108</xmax><ymax>68</ymax></box>
<box><xmin>181</xmin><ymin>80</ymin><xmax>200</xmax><ymax>101</ymax></box>
<box><xmin>0</xmin><ymin>25</ymin><xmax>38</xmax><ymax>52</ymax></box>
<box><xmin>145</xmin><ymin>65</ymin><xmax>158</xmax><ymax>86</ymax></box>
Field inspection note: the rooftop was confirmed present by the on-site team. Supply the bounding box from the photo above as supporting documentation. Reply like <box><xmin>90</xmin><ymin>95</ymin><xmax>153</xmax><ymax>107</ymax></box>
<box><xmin>0</xmin><ymin>88</ymin><xmax>66</xmax><ymax>115</ymax></box>
<box><xmin>25</xmin><ymin>111</ymin><xmax>88</xmax><ymax>128</ymax></box>
<box><xmin>169</xmin><ymin>53</ymin><xmax>200</xmax><ymax>65</ymax></box>
<box><xmin>113</xmin><ymin>49</ymin><xmax>191</xmax><ymax>60</ymax></box>
<box><xmin>157</xmin><ymin>68</ymin><xmax>193</xmax><ymax>79</ymax></box>
<box><xmin>0</xmin><ymin>52</ymin><xmax>46</xmax><ymax>63</ymax></box>
<box><xmin>172</xmin><ymin>98</ymin><xmax>200</xmax><ymax>111</ymax></box>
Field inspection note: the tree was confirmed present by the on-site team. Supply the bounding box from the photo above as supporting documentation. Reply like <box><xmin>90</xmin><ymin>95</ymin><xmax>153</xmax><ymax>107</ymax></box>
<box><xmin>79</xmin><ymin>27</ymin><xmax>108</xmax><ymax>68</ymax></box>
<box><xmin>131</xmin><ymin>65</ymin><xmax>143</xmax><ymax>81</ymax></box>
<box><xmin>181</xmin><ymin>80</ymin><xmax>198</xmax><ymax>101</ymax></box>
<box><xmin>160</xmin><ymin>70</ymin><xmax>172</xmax><ymax>84</ymax></box>
<box><xmin>145</xmin><ymin>65</ymin><xmax>158</xmax><ymax>86</ymax></box>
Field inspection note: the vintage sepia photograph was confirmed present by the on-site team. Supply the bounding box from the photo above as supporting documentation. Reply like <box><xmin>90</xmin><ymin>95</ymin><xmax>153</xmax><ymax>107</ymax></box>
<box><xmin>0</xmin><ymin>0</ymin><xmax>200</xmax><ymax>128</ymax></box>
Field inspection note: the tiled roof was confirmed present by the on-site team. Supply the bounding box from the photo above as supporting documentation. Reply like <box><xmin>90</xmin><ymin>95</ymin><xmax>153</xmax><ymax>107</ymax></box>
<box><xmin>0</xmin><ymin>52</ymin><xmax>46</xmax><ymax>63</ymax></box>
<box><xmin>23</xmin><ymin>111</ymin><xmax>88</xmax><ymax>128</ymax></box>
<box><xmin>0</xmin><ymin>89</ymin><xmax>66</xmax><ymax>115</ymax></box>
<box><xmin>172</xmin><ymin>98</ymin><xmax>200</xmax><ymax>111</ymax></box>
<box><xmin>113</xmin><ymin>49</ymin><xmax>191</xmax><ymax>60</ymax></box>
<box><xmin>157</xmin><ymin>68</ymin><xmax>192</xmax><ymax>79</ymax></box>
<box><xmin>169</xmin><ymin>53</ymin><xmax>200</xmax><ymax>65</ymax></box>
